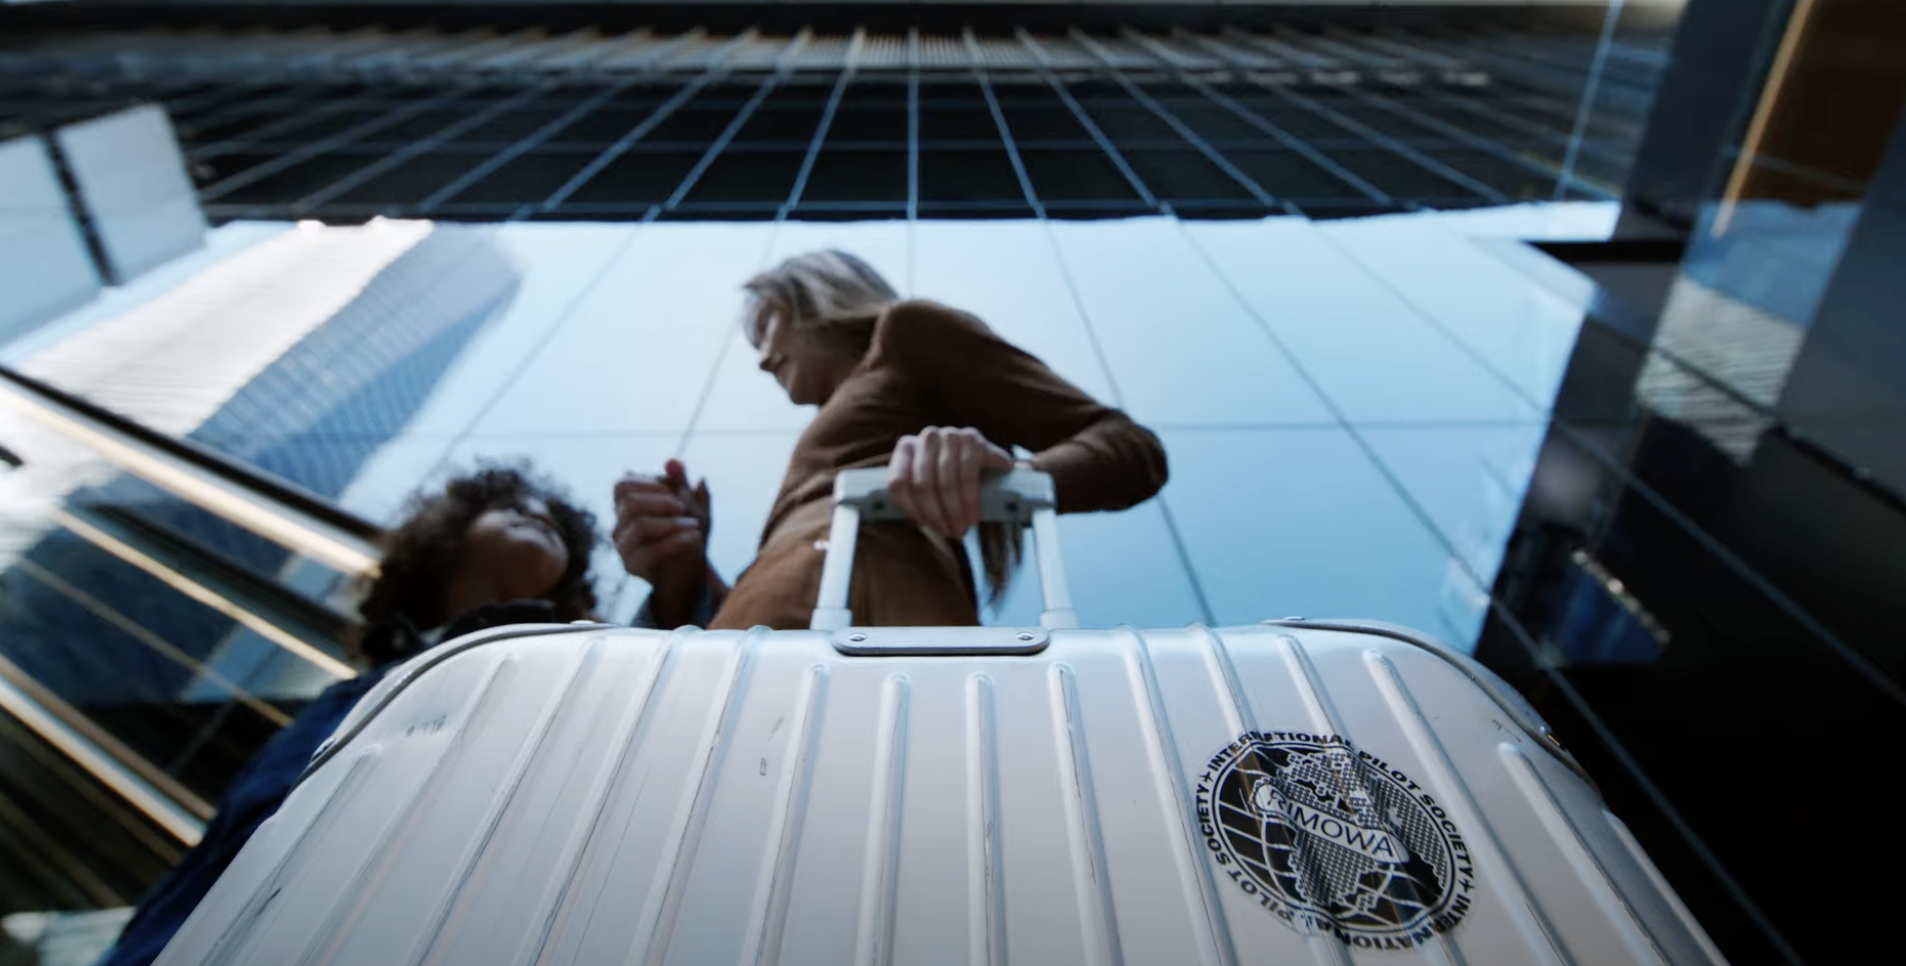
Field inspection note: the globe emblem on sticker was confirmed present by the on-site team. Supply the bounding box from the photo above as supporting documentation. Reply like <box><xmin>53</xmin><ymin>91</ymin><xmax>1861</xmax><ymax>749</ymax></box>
<box><xmin>1195</xmin><ymin>732</ymin><xmax>1477</xmax><ymax>950</ymax></box>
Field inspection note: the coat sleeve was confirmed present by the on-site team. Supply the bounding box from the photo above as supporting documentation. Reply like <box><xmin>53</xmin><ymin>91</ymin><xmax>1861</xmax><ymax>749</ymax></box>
<box><xmin>877</xmin><ymin>300</ymin><xmax>1168</xmax><ymax>513</ymax></box>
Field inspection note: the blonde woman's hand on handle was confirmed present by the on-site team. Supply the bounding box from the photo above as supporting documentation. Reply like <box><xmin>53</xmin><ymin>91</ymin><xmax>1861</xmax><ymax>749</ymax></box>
<box><xmin>887</xmin><ymin>426</ymin><xmax>1014</xmax><ymax>538</ymax></box>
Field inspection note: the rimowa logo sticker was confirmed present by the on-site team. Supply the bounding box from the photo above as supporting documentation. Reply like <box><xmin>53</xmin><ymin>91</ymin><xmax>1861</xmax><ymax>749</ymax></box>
<box><xmin>1196</xmin><ymin>732</ymin><xmax>1475</xmax><ymax>949</ymax></box>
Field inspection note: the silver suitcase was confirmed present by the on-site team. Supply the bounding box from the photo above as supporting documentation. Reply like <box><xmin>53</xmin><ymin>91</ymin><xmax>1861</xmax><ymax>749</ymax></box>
<box><xmin>158</xmin><ymin>470</ymin><xmax>1727</xmax><ymax>966</ymax></box>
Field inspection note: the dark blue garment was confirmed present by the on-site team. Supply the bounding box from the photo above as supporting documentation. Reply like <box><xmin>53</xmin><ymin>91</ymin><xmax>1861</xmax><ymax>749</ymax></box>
<box><xmin>93</xmin><ymin>669</ymin><xmax>385</xmax><ymax>966</ymax></box>
<box><xmin>95</xmin><ymin>601</ymin><xmax>578</xmax><ymax>966</ymax></box>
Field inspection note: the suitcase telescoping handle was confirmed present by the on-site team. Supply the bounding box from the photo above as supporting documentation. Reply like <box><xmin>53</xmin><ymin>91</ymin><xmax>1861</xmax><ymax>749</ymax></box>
<box><xmin>811</xmin><ymin>467</ymin><xmax>1078</xmax><ymax>631</ymax></box>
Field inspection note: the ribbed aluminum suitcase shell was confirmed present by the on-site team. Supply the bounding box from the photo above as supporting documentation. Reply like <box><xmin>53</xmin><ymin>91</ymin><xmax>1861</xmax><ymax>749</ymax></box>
<box><xmin>155</xmin><ymin>618</ymin><xmax>1726</xmax><ymax>966</ymax></box>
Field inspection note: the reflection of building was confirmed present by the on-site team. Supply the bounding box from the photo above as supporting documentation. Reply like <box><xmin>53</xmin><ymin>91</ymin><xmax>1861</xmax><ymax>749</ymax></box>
<box><xmin>190</xmin><ymin>227</ymin><xmax>521</xmax><ymax>498</ymax></box>
<box><xmin>1479</xmin><ymin>2</ymin><xmax>1906</xmax><ymax>962</ymax></box>
<box><xmin>0</xmin><ymin>224</ymin><xmax>519</xmax><ymax>922</ymax></box>
<box><xmin>8</xmin><ymin>223</ymin><xmax>517</xmax><ymax>707</ymax></box>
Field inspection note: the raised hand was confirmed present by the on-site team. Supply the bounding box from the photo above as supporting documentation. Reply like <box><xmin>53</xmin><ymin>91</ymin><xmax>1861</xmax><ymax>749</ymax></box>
<box><xmin>613</xmin><ymin>458</ymin><xmax>710</xmax><ymax>587</ymax></box>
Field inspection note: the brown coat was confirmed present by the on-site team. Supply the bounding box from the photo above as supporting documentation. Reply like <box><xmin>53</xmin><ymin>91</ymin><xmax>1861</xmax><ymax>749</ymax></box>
<box><xmin>708</xmin><ymin>300</ymin><xmax>1168</xmax><ymax>630</ymax></box>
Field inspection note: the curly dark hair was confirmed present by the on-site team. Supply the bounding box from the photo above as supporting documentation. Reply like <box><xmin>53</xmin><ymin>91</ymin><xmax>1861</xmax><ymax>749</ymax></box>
<box><xmin>351</xmin><ymin>465</ymin><xmax>598</xmax><ymax>665</ymax></box>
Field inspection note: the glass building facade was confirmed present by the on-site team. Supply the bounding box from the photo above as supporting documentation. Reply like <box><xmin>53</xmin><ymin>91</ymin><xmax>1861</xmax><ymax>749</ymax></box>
<box><xmin>0</xmin><ymin>3</ymin><xmax>1902</xmax><ymax>965</ymax></box>
<box><xmin>4</xmin><ymin>17</ymin><xmax>1662</xmax><ymax>222</ymax></box>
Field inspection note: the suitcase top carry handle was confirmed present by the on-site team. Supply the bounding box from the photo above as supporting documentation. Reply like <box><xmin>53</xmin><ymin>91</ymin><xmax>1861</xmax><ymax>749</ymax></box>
<box><xmin>812</xmin><ymin>467</ymin><xmax>1078</xmax><ymax>631</ymax></box>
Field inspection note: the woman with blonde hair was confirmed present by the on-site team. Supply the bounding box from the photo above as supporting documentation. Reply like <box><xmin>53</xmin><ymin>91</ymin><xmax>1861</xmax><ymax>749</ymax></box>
<box><xmin>615</xmin><ymin>249</ymin><xmax>1167</xmax><ymax>629</ymax></box>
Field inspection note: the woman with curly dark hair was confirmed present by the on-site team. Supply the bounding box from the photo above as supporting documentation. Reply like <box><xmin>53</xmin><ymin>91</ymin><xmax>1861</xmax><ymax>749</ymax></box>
<box><xmin>99</xmin><ymin>465</ymin><xmax>599</xmax><ymax>966</ymax></box>
<box><xmin>353</xmin><ymin>465</ymin><xmax>599</xmax><ymax>664</ymax></box>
